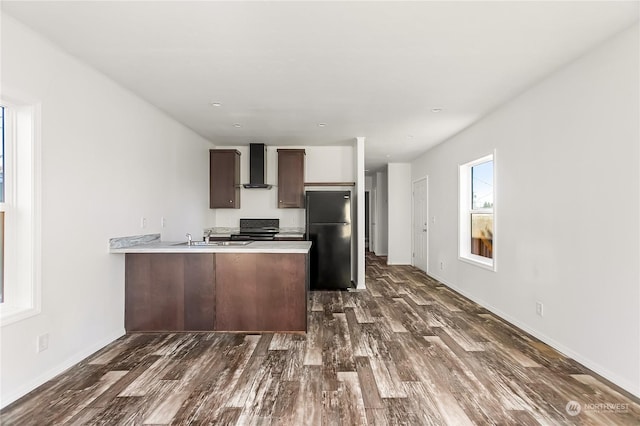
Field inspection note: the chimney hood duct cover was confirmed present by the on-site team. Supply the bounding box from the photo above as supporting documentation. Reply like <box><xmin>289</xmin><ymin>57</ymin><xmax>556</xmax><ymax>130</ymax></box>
<box><xmin>243</xmin><ymin>143</ymin><xmax>272</xmax><ymax>189</ymax></box>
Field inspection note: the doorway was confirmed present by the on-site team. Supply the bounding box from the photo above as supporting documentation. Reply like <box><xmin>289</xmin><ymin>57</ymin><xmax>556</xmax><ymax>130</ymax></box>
<box><xmin>412</xmin><ymin>177</ymin><xmax>429</xmax><ymax>273</ymax></box>
<box><xmin>365</xmin><ymin>191</ymin><xmax>370</xmax><ymax>250</ymax></box>
<box><xmin>370</xmin><ymin>189</ymin><xmax>377</xmax><ymax>254</ymax></box>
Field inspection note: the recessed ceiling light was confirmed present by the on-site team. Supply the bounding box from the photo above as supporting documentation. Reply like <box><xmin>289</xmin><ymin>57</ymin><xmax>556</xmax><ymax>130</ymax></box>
<box><xmin>431</xmin><ymin>108</ymin><xmax>442</xmax><ymax>113</ymax></box>
<box><xmin>318</xmin><ymin>123</ymin><xmax>327</xmax><ymax>127</ymax></box>
<box><xmin>385</xmin><ymin>154</ymin><xmax>391</xmax><ymax>158</ymax></box>
<box><xmin>210</xmin><ymin>102</ymin><xmax>222</xmax><ymax>107</ymax></box>
<box><xmin>233</xmin><ymin>123</ymin><xmax>241</xmax><ymax>128</ymax></box>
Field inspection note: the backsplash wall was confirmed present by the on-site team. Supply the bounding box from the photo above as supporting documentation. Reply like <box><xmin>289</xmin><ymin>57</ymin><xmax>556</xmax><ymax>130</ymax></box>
<box><xmin>212</xmin><ymin>145</ymin><xmax>355</xmax><ymax>228</ymax></box>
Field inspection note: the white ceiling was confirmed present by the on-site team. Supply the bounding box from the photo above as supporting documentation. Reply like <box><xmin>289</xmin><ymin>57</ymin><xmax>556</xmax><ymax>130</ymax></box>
<box><xmin>2</xmin><ymin>1</ymin><xmax>638</xmax><ymax>172</ymax></box>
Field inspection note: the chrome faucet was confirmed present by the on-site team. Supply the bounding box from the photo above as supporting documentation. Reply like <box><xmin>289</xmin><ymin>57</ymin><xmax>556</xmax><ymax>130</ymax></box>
<box><xmin>186</xmin><ymin>233</ymin><xmax>192</xmax><ymax>246</ymax></box>
<box><xmin>205</xmin><ymin>230</ymin><xmax>212</xmax><ymax>244</ymax></box>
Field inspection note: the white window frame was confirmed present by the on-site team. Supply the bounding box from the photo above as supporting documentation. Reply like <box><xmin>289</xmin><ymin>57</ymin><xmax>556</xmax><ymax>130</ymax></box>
<box><xmin>0</xmin><ymin>106</ymin><xmax>5</xmax><ymax>303</ymax></box>
<box><xmin>459</xmin><ymin>152</ymin><xmax>496</xmax><ymax>271</ymax></box>
<box><xmin>0</xmin><ymin>94</ymin><xmax>42</xmax><ymax>326</ymax></box>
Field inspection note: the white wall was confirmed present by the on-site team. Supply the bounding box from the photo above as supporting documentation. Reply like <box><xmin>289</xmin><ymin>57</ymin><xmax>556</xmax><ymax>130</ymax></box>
<box><xmin>411</xmin><ymin>25</ymin><xmax>639</xmax><ymax>397</ymax></box>
<box><xmin>387</xmin><ymin>163</ymin><xmax>412</xmax><ymax>264</ymax></box>
<box><xmin>213</xmin><ymin>145</ymin><xmax>354</xmax><ymax>228</ymax></box>
<box><xmin>354</xmin><ymin>137</ymin><xmax>365</xmax><ymax>289</ymax></box>
<box><xmin>364</xmin><ymin>176</ymin><xmax>373</xmax><ymax>192</ymax></box>
<box><xmin>0</xmin><ymin>16</ymin><xmax>215</xmax><ymax>407</ymax></box>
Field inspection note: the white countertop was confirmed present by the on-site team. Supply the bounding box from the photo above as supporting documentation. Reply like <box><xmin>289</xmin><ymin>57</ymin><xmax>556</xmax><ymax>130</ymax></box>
<box><xmin>110</xmin><ymin>240</ymin><xmax>312</xmax><ymax>254</ymax></box>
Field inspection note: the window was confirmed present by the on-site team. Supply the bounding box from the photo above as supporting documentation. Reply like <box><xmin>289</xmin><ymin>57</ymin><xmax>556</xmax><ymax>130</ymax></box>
<box><xmin>0</xmin><ymin>98</ymin><xmax>41</xmax><ymax>325</ymax></box>
<box><xmin>459</xmin><ymin>153</ymin><xmax>495</xmax><ymax>270</ymax></box>
<box><xmin>471</xmin><ymin>160</ymin><xmax>493</xmax><ymax>258</ymax></box>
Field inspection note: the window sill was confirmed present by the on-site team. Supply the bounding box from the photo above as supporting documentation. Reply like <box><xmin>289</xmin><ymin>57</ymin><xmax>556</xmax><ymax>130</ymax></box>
<box><xmin>1</xmin><ymin>304</ymin><xmax>40</xmax><ymax>327</ymax></box>
<box><xmin>459</xmin><ymin>254</ymin><xmax>496</xmax><ymax>272</ymax></box>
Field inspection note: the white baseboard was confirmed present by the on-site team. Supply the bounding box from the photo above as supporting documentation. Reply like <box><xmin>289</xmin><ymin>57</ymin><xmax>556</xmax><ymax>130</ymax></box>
<box><xmin>0</xmin><ymin>328</ymin><xmax>125</xmax><ymax>409</ymax></box>
<box><xmin>428</xmin><ymin>272</ymin><xmax>640</xmax><ymax>399</ymax></box>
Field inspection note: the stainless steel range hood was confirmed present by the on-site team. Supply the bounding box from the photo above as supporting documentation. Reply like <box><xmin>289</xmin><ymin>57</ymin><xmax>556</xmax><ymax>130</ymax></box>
<box><xmin>243</xmin><ymin>143</ymin><xmax>272</xmax><ymax>189</ymax></box>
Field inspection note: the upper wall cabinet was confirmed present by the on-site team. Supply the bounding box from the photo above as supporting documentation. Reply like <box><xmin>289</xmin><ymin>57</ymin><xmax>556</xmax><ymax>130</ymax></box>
<box><xmin>210</xmin><ymin>149</ymin><xmax>241</xmax><ymax>208</ymax></box>
<box><xmin>277</xmin><ymin>149</ymin><xmax>306</xmax><ymax>208</ymax></box>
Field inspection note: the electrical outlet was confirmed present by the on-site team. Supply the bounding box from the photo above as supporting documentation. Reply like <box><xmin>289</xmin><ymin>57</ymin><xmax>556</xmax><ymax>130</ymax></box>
<box><xmin>161</xmin><ymin>217</ymin><xmax>166</xmax><ymax>228</ymax></box>
<box><xmin>140</xmin><ymin>217</ymin><xmax>147</xmax><ymax>229</ymax></box>
<box><xmin>536</xmin><ymin>302</ymin><xmax>544</xmax><ymax>317</ymax></box>
<box><xmin>37</xmin><ymin>333</ymin><xmax>49</xmax><ymax>352</ymax></box>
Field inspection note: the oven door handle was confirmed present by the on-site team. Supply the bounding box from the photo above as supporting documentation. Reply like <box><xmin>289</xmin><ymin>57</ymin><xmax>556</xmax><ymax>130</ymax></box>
<box><xmin>230</xmin><ymin>234</ymin><xmax>253</xmax><ymax>241</ymax></box>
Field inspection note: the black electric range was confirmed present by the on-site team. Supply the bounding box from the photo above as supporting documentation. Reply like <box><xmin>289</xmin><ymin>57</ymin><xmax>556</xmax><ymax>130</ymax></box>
<box><xmin>229</xmin><ymin>218</ymin><xmax>280</xmax><ymax>241</ymax></box>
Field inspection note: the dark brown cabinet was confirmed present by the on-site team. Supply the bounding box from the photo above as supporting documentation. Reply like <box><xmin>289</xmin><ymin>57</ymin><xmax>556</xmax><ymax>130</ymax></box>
<box><xmin>125</xmin><ymin>253</ymin><xmax>216</xmax><ymax>332</ymax></box>
<box><xmin>125</xmin><ymin>252</ymin><xmax>308</xmax><ymax>333</ymax></box>
<box><xmin>210</xmin><ymin>149</ymin><xmax>241</xmax><ymax>208</ymax></box>
<box><xmin>277</xmin><ymin>149</ymin><xmax>305</xmax><ymax>208</ymax></box>
<box><xmin>215</xmin><ymin>253</ymin><xmax>307</xmax><ymax>332</ymax></box>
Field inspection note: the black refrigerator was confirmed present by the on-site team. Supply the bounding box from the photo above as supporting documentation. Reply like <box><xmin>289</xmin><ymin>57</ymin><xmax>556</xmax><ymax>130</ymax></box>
<box><xmin>306</xmin><ymin>191</ymin><xmax>352</xmax><ymax>290</ymax></box>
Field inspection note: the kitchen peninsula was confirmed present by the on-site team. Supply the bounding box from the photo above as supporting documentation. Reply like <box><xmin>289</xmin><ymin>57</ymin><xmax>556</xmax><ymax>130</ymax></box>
<box><xmin>110</xmin><ymin>236</ymin><xmax>311</xmax><ymax>333</ymax></box>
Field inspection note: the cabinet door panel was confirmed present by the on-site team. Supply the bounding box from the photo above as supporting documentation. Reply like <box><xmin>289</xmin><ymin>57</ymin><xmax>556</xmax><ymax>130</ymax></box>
<box><xmin>151</xmin><ymin>254</ymin><xmax>185</xmax><ymax>330</ymax></box>
<box><xmin>256</xmin><ymin>254</ymin><xmax>307</xmax><ymax>331</ymax></box>
<box><xmin>215</xmin><ymin>253</ymin><xmax>258</xmax><ymax>331</ymax></box>
<box><xmin>210</xmin><ymin>150</ymin><xmax>241</xmax><ymax>208</ymax></box>
<box><xmin>126</xmin><ymin>253</ymin><xmax>216</xmax><ymax>332</ymax></box>
<box><xmin>278</xmin><ymin>149</ymin><xmax>305</xmax><ymax>208</ymax></box>
<box><xmin>184</xmin><ymin>254</ymin><xmax>216</xmax><ymax>330</ymax></box>
<box><xmin>125</xmin><ymin>254</ymin><xmax>152</xmax><ymax>332</ymax></box>
<box><xmin>215</xmin><ymin>253</ymin><xmax>306</xmax><ymax>332</ymax></box>
<box><xmin>125</xmin><ymin>254</ymin><xmax>184</xmax><ymax>331</ymax></box>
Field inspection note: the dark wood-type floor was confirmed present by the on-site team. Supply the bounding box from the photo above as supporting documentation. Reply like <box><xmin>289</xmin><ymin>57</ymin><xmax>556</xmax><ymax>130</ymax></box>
<box><xmin>3</xmin><ymin>252</ymin><xmax>639</xmax><ymax>425</ymax></box>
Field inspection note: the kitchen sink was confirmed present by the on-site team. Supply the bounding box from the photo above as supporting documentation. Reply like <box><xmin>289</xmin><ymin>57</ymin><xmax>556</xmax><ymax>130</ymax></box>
<box><xmin>174</xmin><ymin>241</ymin><xmax>253</xmax><ymax>247</ymax></box>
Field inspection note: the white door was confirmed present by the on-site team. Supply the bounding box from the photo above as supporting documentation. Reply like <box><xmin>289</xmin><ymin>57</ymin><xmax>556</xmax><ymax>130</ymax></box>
<box><xmin>412</xmin><ymin>178</ymin><xmax>429</xmax><ymax>272</ymax></box>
